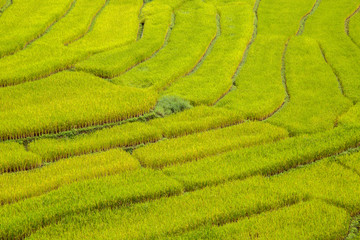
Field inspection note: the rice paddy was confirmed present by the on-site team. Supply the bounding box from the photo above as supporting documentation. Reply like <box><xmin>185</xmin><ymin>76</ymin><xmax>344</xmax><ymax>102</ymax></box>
<box><xmin>1</xmin><ymin>0</ymin><xmax>360</xmax><ymax>239</ymax></box>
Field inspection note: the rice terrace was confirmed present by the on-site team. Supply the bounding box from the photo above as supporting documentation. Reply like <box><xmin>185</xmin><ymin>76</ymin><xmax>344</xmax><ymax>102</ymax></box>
<box><xmin>1</xmin><ymin>0</ymin><xmax>360</xmax><ymax>238</ymax></box>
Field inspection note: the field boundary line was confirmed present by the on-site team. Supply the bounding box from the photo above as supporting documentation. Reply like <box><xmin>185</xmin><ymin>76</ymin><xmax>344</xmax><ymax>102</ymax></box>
<box><xmin>0</xmin><ymin>63</ymin><xmax>89</xmax><ymax>88</ymax></box>
<box><xmin>296</xmin><ymin>0</ymin><xmax>321</xmax><ymax>36</ymax></box>
<box><xmin>267</xmin><ymin>0</ymin><xmax>321</xmax><ymax>120</ymax></box>
<box><xmin>263</xmin><ymin>145</ymin><xmax>360</xmax><ymax>178</ymax></box>
<box><xmin>318</xmin><ymin>43</ymin><xmax>348</xmax><ymax>98</ymax></box>
<box><xmin>6</xmin><ymin>140</ymin><xmax>360</xmax><ymax>238</ymax></box>
<box><xmin>159</xmin><ymin>11</ymin><xmax>220</xmax><ymax>92</ymax></box>
<box><xmin>0</xmin><ymin>0</ymin><xmax>12</xmax><ymax>15</ymax></box>
<box><xmin>184</xmin><ymin>13</ymin><xmax>221</xmax><ymax>77</ymax></box>
<box><xmin>3</xmin><ymin>112</ymin><xmax>157</xmax><ymax>145</ymax></box>
<box><xmin>167</xmin><ymin>201</ymin><xmax>303</xmax><ymax>239</ymax></box>
<box><xmin>20</xmin><ymin>118</ymin><xmax>246</xmax><ymax>166</ymax></box>
<box><xmin>65</xmin><ymin>0</ymin><xmax>109</xmax><ymax>46</ymax></box>
<box><xmin>345</xmin><ymin>3</ymin><xmax>360</xmax><ymax>49</ymax></box>
<box><xmin>136</xmin><ymin>1</ymin><xmax>147</xmax><ymax>41</ymax></box>
<box><xmin>262</xmin><ymin>38</ymin><xmax>290</xmax><ymax>121</ymax></box>
<box><xmin>103</xmin><ymin>12</ymin><xmax>176</xmax><ymax>79</ymax></box>
<box><xmin>16</xmin><ymin>183</ymin><xmax>185</xmax><ymax>240</ymax></box>
<box><xmin>29</xmin><ymin>143</ymin><xmax>359</xmax><ymax>236</ymax></box>
<box><xmin>213</xmin><ymin>0</ymin><xmax>261</xmax><ymax>105</ymax></box>
<box><xmin>0</xmin><ymin>0</ymin><xmax>77</xmax><ymax>59</ymax></box>
<box><xmin>0</xmin><ymin>3</ymin><xmax>177</xmax><ymax>87</ymax></box>
<box><xmin>336</xmin><ymin>161</ymin><xmax>360</xmax><ymax>178</ymax></box>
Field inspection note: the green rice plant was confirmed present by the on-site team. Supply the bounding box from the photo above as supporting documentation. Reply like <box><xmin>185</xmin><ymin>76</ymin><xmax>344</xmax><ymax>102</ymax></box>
<box><xmin>349</xmin><ymin>8</ymin><xmax>360</xmax><ymax>48</ymax></box>
<box><xmin>270</xmin><ymin>158</ymin><xmax>360</xmax><ymax>215</ymax></box>
<box><xmin>111</xmin><ymin>0</ymin><xmax>218</xmax><ymax>90</ymax></box>
<box><xmin>28</xmin><ymin>106</ymin><xmax>243</xmax><ymax>162</ymax></box>
<box><xmin>167</xmin><ymin>200</ymin><xmax>350</xmax><ymax>240</ymax></box>
<box><xmin>25</xmin><ymin>176</ymin><xmax>304</xmax><ymax>240</ymax></box>
<box><xmin>216</xmin><ymin>0</ymin><xmax>316</xmax><ymax>120</ymax></box>
<box><xmin>0</xmin><ymin>169</ymin><xmax>183</xmax><ymax>240</ymax></box>
<box><xmin>0</xmin><ymin>142</ymin><xmax>41</xmax><ymax>174</ymax></box>
<box><xmin>163</xmin><ymin>1</ymin><xmax>255</xmax><ymax>105</ymax></box>
<box><xmin>302</xmin><ymin>0</ymin><xmax>360</xmax><ymax>102</ymax></box>
<box><xmin>0</xmin><ymin>0</ymin><xmax>73</xmax><ymax>57</ymax></box>
<box><xmin>74</xmin><ymin>1</ymin><xmax>174</xmax><ymax>78</ymax></box>
<box><xmin>0</xmin><ymin>0</ymin><xmax>143</xmax><ymax>87</ymax></box>
<box><xmin>149</xmin><ymin>105</ymin><xmax>244</xmax><ymax>138</ymax></box>
<box><xmin>163</xmin><ymin>125</ymin><xmax>360</xmax><ymax>190</ymax></box>
<box><xmin>67</xmin><ymin>0</ymin><xmax>142</xmax><ymax>53</ymax></box>
<box><xmin>0</xmin><ymin>71</ymin><xmax>158</xmax><ymax>140</ymax></box>
<box><xmin>28</xmin><ymin>122</ymin><xmax>163</xmax><ymax>162</ymax></box>
<box><xmin>133</xmin><ymin>121</ymin><xmax>288</xmax><ymax>168</ymax></box>
<box><xmin>0</xmin><ymin>149</ymin><xmax>140</xmax><ymax>205</ymax></box>
<box><xmin>0</xmin><ymin>44</ymin><xmax>90</xmax><ymax>87</ymax></box>
<box><xmin>339</xmin><ymin>103</ymin><xmax>360</xmax><ymax>127</ymax></box>
<box><xmin>267</xmin><ymin>36</ymin><xmax>352</xmax><ymax>134</ymax></box>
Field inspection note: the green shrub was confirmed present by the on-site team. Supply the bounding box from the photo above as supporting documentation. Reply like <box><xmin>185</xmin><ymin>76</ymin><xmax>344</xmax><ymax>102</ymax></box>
<box><xmin>154</xmin><ymin>95</ymin><xmax>193</xmax><ymax>117</ymax></box>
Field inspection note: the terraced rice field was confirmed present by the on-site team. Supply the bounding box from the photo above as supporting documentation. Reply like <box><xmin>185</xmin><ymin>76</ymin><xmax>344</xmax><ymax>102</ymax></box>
<box><xmin>1</xmin><ymin>0</ymin><xmax>360</xmax><ymax>239</ymax></box>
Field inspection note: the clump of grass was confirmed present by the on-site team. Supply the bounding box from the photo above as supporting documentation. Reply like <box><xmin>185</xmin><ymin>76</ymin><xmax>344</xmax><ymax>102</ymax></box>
<box><xmin>346</xmin><ymin>215</ymin><xmax>360</xmax><ymax>240</ymax></box>
<box><xmin>154</xmin><ymin>95</ymin><xmax>193</xmax><ymax>117</ymax></box>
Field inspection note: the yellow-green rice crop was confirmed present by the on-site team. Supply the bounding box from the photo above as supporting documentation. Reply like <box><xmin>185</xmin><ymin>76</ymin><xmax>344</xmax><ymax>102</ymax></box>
<box><xmin>0</xmin><ymin>0</ymin><xmax>142</xmax><ymax>87</ymax></box>
<box><xmin>270</xmin><ymin>158</ymin><xmax>360</xmax><ymax>215</ymax></box>
<box><xmin>2</xmin><ymin>0</ymin><xmax>360</xmax><ymax>238</ymax></box>
<box><xmin>149</xmin><ymin>105</ymin><xmax>244</xmax><ymax>137</ymax></box>
<box><xmin>75</xmin><ymin>1</ymin><xmax>174</xmax><ymax>78</ymax></box>
<box><xmin>168</xmin><ymin>200</ymin><xmax>350</xmax><ymax>240</ymax></box>
<box><xmin>267</xmin><ymin>36</ymin><xmax>352</xmax><ymax>134</ymax></box>
<box><xmin>26</xmin><ymin>176</ymin><xmax>303</xmax><ymax>240</ymax></box>
<box><xmin>27</xmin><ymin>155</ymin><xmax>360</xmax><ymax>240</ymax></box>
<box><xmin>29</xmin><ymin>122</ymin><xmax>163</xmax><ymax>162</ymax></box>
<box><xmin>163</xmin><ymin>125</ymin><xmax>360</xmax><ymax>190</ymax></box>
<box><xmin>0</xmin><ymin>149</ymin><xmax>140</xmax><ymax>205</ymax></box>
<box><xmin>67</xmin><ymin>0</ymin><xmax>142</xmax><ymax>53</ymax></box>
<box><xmin>216</xmin><ymin>0</ymin><xmax>315</xmax><ymax>120</ymax></box>
<box><xmin>0</xmin><ymin>0</ymin><xmax>73</xmax><ymax>57</ymax></box>
<box><xmin>0</xmin><ymin>142</ymin><xmax>41</xmax><ymax>173</ymax></box>
<box><xmin>0</xmin><ymin>45</ymin><xmax>89</xmax><ymax>87</ymax></box>
<box><xmin>0</xmin><ymin>71</ymin><xmax>158</xmax><ymax>140</ymax></box>
<box><xmin>163</xmin><ymin>0</ymin><xmax>254</xmax><ymax>105</ymax></box>
<box><xmin>302</xmin><ymin>0</ymin><xmax>360</xmax><ymax>102</ymax></box>
<box><xmin>28</xmin><ymin>106</ymin><xmax>243</xmax><ymax>162</ymax></box>
<box><xmin>40</xmin><ymin>0</ymin><xmax>107</xmax><ymax>45</ymax></box>
<box><xmin>0</xmin><ymin>169</ymin><xmax>183</xmax><ymax>240</ymax></box>
<box><xmin>133</xmin><ymin>121</ymin><xmax>288</xmax><ymax>168</ymax></box>
<box><xmin>112</xmin><ymin>0</ymin><xmax>218</xmax><ymax>90</ymax></box>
